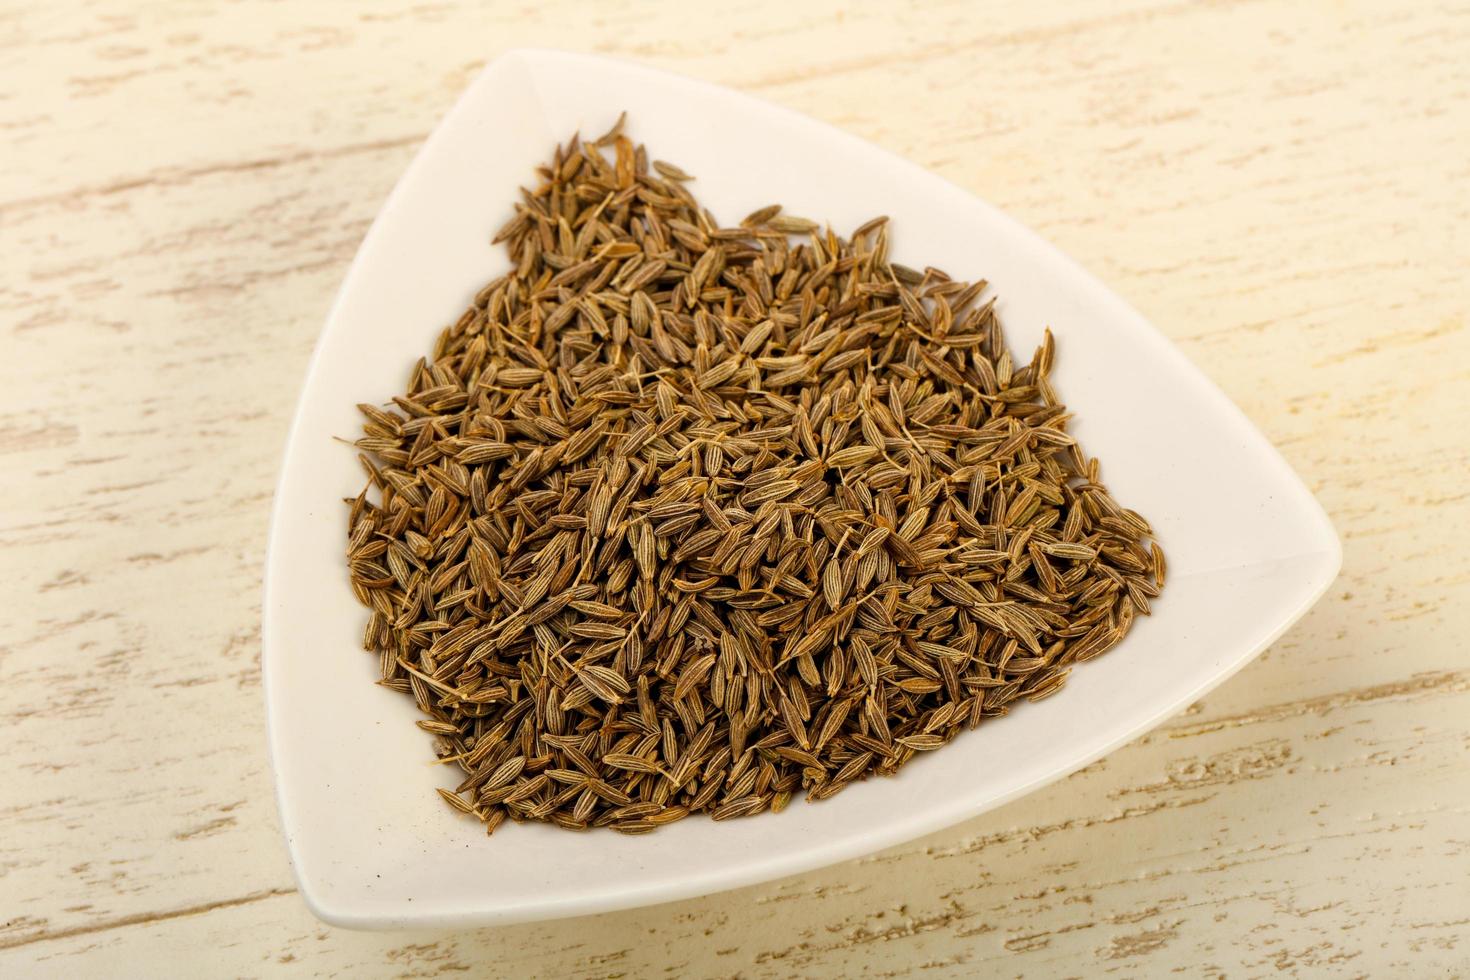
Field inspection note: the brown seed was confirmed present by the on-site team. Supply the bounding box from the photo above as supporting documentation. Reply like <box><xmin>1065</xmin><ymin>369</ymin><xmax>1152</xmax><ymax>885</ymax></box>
<box><xmin>345</xmin><ymin>122</ymin><xmax>1163</xmax><ymax>836</ymax></box>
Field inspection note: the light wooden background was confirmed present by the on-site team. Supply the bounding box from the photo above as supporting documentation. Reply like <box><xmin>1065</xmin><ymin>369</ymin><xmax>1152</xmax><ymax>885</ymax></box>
<box><xmin>3</xmin><ymin>1</ymin><xmax>1468</xmax><ymax>976</ymax></box>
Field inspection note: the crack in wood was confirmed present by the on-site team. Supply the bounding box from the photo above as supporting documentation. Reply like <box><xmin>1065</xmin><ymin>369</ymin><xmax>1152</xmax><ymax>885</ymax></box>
<box><xmin>0</xmin><ymin>887</ymin><xmax>296</xmax><ymax>952</ymax></box>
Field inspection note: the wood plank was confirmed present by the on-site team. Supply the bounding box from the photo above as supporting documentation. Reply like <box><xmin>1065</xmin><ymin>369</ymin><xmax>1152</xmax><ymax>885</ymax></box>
<box><xmin>3</xmin><ymin>0</ymin><xmax>1467</xmax><ymax>974</ymax></box>
<box><xmin>6</xmin><ymin>681</ymin><xmax>1466</xmax><ymax>974</ymax></box>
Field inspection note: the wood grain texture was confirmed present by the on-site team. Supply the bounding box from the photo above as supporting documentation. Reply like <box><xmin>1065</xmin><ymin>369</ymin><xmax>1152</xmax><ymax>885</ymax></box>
<box><xmin>2</xmin><ymin>0</ymin><xmax>1467</xmax><ymax>976</ymax></box>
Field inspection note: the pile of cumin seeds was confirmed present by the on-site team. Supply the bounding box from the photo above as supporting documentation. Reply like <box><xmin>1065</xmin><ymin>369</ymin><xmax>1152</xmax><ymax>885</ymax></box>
<box><xmin>345</xmin><ymin>118</ymin><xmax>1164</xmax><ymax>835</ymax></box>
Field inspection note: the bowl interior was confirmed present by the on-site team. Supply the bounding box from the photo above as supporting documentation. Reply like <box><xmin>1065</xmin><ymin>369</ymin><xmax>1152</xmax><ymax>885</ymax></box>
<box><xmin>263</xmin><ymin>49</ymin><xmax>1339</xmax><ymax>928</ymax></box>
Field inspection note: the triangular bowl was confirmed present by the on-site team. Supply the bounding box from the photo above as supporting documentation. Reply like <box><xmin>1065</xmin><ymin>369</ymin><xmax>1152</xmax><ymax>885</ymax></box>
<box><xmin>263</xmin><ymin>49</ymin><xmax>1340</xmax><ymax>929</ymax></box>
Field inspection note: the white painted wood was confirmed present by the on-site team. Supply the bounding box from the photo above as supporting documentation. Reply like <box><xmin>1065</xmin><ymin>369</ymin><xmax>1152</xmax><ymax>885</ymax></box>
<box><xmin>3</xmin><ymin>1</ymin><xmax>1467</xmax><ymax>975</ymax></box>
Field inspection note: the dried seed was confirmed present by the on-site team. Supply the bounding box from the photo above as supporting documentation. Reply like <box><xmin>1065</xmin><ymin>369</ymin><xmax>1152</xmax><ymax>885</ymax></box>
<box><xmin>345</xmin><ymin>121</ymin><xmax>1163</xmax><ymax>837</ymax></box>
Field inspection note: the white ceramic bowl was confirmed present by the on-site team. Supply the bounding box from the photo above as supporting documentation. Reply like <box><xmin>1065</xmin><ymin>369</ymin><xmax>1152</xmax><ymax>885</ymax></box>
<box><xmin>263</xmin><ymin>49</ymin><xmax>1340</xmax><ymax>929</ymax></box>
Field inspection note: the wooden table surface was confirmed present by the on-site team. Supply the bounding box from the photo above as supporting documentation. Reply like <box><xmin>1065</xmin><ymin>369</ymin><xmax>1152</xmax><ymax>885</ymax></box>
<box><xmin>4</xmin><ymin>1</ymin><xmax>1468</xmax><ymax>976</ymax></box>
